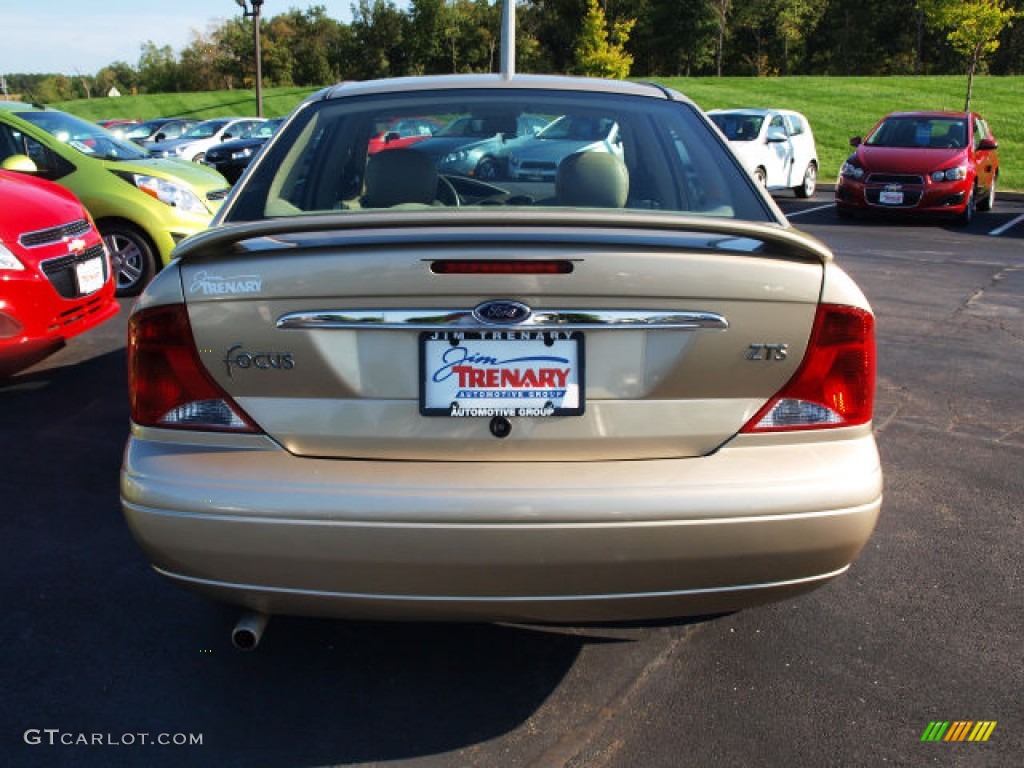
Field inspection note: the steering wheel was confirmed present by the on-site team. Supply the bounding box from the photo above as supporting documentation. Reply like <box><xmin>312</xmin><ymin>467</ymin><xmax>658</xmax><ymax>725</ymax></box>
<box><xmin>437</xmin><ymin>175</ymin><xmax>461</xmax><ymax>207</ymax></box>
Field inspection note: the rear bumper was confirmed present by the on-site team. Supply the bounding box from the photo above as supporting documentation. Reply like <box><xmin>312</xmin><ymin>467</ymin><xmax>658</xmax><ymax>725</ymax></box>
<box><xmin>121</xmin><ymin>428</ymin><xmax>882</xmax><ymax>622</ymax></box>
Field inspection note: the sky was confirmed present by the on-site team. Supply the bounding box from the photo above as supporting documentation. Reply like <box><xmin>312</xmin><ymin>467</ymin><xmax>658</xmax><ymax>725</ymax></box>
<box><xmin>1</xmin><ymin>0</ymin><xmax>410</xmax><ymax>77</ymax></box>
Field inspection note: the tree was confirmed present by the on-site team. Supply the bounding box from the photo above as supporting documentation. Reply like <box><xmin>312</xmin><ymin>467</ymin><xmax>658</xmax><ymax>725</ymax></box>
<box><xmin>573</xmin><ymin>0</ymin><xmax>635</xmax><ymax>78</ymax></box>
<box><xmin>709</xmin><ymin>0</ymin><xmax>732</xmax><ymax>76</ymax></box>
<box><xmin>137</xmin><ymin>42</ymin><xmax>181</xmax><ymax>93</ymax></box>
<box><xmin>776</xmin><ymin>0</ymin><xmax>827</xmax><ymax>74</ymax></box>
<box><xmin>921</xmin><ymin>0</ymin><xmax>1018</xmax><ymax>109</ymax></box>
<box><xmin>96</xmin><ymin>62</ymin><xmax>140</xmax><ymax>96</ymax></box>
<box><xmin>351</xmin><ymin>0</ymin><xmax>412</xmax><ymax>79</ymax></box>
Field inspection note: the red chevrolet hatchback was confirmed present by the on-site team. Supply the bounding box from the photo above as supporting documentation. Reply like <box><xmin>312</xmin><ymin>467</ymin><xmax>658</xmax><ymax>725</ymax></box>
<box><xmin>0</xmin><ymin>170</ymin><xmax>119</xmax><ymax>375</ymax></box>
<box><xmin>835</xmin><ymin>110</ymin><xmax>998</xmax><ymax>225</ymax></box>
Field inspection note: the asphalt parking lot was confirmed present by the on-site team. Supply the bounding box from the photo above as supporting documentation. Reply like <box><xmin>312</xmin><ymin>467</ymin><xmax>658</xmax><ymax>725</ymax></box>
<box><xmin>1</xmin><ymin>191</ymin><xmax>1021</xmax><ymax>767</ymax></box>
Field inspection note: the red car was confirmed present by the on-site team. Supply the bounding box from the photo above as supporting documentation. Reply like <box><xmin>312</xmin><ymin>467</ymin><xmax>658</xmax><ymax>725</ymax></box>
<box><xmin>0</xmin><ymin>170</ymin><xmax>119</xmax><ymax>375</ymax></box>
<box><xmin>367</xmin><ymin>116</ymin><xmax>445</xmax><ymax>155</ymax></box>
<box><xmin>835</xmin><ymin>110</ymin><xmax>999</xmax><ymax>225</ymax></box>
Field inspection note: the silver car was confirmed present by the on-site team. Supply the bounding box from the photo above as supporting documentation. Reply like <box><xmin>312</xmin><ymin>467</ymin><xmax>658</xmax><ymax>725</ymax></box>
<box><xmin>508</xmin><ymin>114</ymin><xmax>623</xmax><ymax>181</ymax></box>
<box><xmin>121</xmin><ymin>74</ymin><xmax>881</xmax><ymax>641</ymax></box>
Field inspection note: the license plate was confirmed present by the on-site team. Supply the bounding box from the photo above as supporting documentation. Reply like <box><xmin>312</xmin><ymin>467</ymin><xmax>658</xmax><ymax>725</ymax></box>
<box><xmin>879</xmin><ymin>190</ymin><xmax>904</xmax><ymax>205</ymax></box>
<box><xmin>420</xmin><ymin>330</ymin><xmax>584</xmax><ymax>417</ymax></box>
<box><xmin>75</xmin><ymin>257</ymin><xmax>105</xmax><ymax>295</ymax></box>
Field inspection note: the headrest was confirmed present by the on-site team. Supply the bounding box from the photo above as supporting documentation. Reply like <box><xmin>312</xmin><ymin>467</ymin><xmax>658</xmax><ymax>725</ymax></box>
<box><xmin>364</xmin><ymin>148</ymin><xmax>438</xmax><ymax>207</ymax></box>
<box><xmin>555</xmin><ymin>152</ymin><xmax>629</xmax><ymax>208</ymax></box>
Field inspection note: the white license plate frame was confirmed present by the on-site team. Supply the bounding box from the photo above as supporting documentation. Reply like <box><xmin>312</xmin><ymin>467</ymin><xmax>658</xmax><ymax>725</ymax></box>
<box><xmin>420</xmin><ymin>330</ymin><xmax>585</xmax><ymax>417</ymax></box>
<box><xmin>75</xmin><ymin>257</ymin><xmax>105</xmax><ymax>295</ymax></box>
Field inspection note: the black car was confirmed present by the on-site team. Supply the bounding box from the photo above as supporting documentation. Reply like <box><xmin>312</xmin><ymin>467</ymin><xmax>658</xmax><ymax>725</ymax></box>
<box><xmin>202</xmin><ymin>118</ymin><xmax>284</xmax><ymax>184</ymax></box>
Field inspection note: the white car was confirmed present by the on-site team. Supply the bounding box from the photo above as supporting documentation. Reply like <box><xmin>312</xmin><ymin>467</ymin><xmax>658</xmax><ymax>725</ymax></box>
<box><xmin>707</xmin><ymin>108</ymin><xmax>818</xmax><ymax>197</ymax></box>
<box><xmin>148</xmin><ymin>117</ymin><xmax>266</xmax><ymax>163</ymax></box>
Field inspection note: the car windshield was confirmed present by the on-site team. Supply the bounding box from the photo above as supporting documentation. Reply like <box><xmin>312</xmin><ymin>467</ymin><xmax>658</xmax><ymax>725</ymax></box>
<box><xmin>432</xmin><ymin>116</ymin><xmax>505</xmax><ymax>139</ymax></box>
<box><xmin>252</xmin><ymin>119</ymin><xmax>284</xmax><ymax>139</ymax></box>
<box><xmin>182</xmin><ymin>120</ymin><xmax>230</xmax><ymax>139</ymax></box>
<box><xmin>124</xmin><ymin>120</ymin><xmax>166</xmax><ymax>139</ymax></box>
<box><xmin>535</xmin><ymin>115</ymin><xmax>613</xmax><ymax>141</ymax></box>
<box><xmin>708</xmin><ymin>113</ymin><xmax>765</xmax><ymax>142</ymax></box>
<box><xmin>224</xmin><ymin>88</ymin><xmax>771</xmax><ymax>223</ymax></box>
<box><xmin>17</xmin><ymin>111</ymin><xmax>150</xmax><ymax>161</ymax></box>
<box><xmin>866</xmin><ymin>116</ymin><xmax>968</xmax><ymax>149</ymax></box>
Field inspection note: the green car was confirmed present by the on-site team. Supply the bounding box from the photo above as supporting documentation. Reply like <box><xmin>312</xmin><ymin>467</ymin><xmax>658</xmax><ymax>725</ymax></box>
<box><xmin>0</xmin><ymin>102</ymin><xmax>230</xmax><ymax>296</ymax></box>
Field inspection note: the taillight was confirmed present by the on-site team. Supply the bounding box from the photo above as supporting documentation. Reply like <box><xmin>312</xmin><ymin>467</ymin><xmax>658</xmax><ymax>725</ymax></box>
<box><xmin>128</xmin><ymin>304</ymin><xmax>259</xmax><ymax>432</ymax></box>
<box><xmin>742</xmin><ymin>304</ymin><xmax>875</xmax><ymax>432</ymax></box>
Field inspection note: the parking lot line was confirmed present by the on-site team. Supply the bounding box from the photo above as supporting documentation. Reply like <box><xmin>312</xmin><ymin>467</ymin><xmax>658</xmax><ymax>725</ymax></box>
<box><xmin>784</xmin><ymin>203</ymin><xmax>835</xmax><ymax>218</ymax></box>
<box><xmin>988</xmin><ymin>214</ymin><xmax>1024</xmax><ymax>236</ymax></box>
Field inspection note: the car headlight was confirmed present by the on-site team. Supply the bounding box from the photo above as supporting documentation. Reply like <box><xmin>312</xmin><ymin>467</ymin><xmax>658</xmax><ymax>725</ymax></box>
<box><xmin>115</xmin><ymin>172</ymin><xmax>209</xmax><ymax>215</ymax></box>
<box><xmin>931</xmin><ymin>166</ymin><xmax>967</xmax><ymax>182</ymax></box>
<box><xmin>231</xmin><ymin>148</ymin><xmax>254</xmax><ymax>160</ymax></box>
<box><xmin>443</xmin><ymin>150</ymin><xmax>468</xmax><ymax>165</ymax></box>
<box><xmin>840</xmin><ymin>160</ymin><xmax>865</xmax><ymax>180</ymax></box>
<box><xmin>0</xmin><ymin>241</ymin><xmax>26</xmax><ymax>270</ymax></box>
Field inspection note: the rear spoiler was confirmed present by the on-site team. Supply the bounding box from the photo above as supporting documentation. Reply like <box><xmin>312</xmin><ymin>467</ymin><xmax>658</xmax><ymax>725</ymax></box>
<box><xmin>172</xmin><ymin>209</ymin><xmax>834</xmax><ymax>267</ymax></box>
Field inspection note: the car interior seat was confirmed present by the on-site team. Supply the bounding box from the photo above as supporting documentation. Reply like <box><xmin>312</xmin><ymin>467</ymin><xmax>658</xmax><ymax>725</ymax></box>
<box><xmin>555</xmin><ymin>151</ymin><xmax>629</xmax><ymax>208</ymax></box>
<box><xmin>362</xmin><ymin>148</ymin><xmax>438</xmax><ymax>208</ymax></box>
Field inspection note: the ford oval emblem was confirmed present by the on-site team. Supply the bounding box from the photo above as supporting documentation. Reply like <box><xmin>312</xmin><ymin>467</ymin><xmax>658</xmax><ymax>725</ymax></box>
<box><xmin>473</xmin><ymin>300</ymin><xmax>532</xmax><ymax>325</ymax></box>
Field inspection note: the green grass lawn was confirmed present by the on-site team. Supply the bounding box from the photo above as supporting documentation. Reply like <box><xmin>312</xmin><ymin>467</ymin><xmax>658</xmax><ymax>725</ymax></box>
<box><xmin>53</xmin><ymin>75</ymin><xmax>1022</xmax><ymax>191</ymax></box>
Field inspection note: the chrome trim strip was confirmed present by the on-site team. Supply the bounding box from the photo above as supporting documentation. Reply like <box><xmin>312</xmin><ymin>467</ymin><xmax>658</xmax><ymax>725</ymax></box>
<box><xmin>156</xmin><ymin>564</ymin><xmax>848</xmax><ymax>602</ymax></box>
<box><xmin>276</xmin><ymin>309</ymin><xmax>728</xmax><ymax>331</ymax></box>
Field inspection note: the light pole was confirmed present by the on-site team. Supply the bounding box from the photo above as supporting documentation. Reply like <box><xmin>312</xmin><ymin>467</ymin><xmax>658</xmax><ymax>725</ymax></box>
<box><xmin>234</xmin><ymin>0</ymin><xmax>264</xmax><ymax>117</ymax></box>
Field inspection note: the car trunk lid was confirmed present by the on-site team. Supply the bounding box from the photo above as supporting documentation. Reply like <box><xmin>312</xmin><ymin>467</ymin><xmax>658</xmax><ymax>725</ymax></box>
<box><xmin>177</xmin><ymin>212</ymin><xmax>827</xmax><ymax>461</ymax></box>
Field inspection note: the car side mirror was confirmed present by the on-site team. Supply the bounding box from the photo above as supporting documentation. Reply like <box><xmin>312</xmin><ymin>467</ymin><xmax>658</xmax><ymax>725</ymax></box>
<box><xmin>979</xmin><ymin>138</ymin><xmax>998</xmax><ymax>151</ymax></box>
<box><xmin>385</xmin><ymin>131</ymin><xmax>400</xmax><ymax>143</ymax></box>
<box><xmin>1</xmin><ymin>154</ymin><xmax>38</xmax><ymax>173</ymax></box>
<box><xmin>849</xmin><ymin>137</ymin><xmax>863</xmax><ymax>147</ymax></box>
<box><xmin>154</xmin><ymin>133</ymin><xmax>166</xmax><ymax>142</ymax></box>
<box><xmin>222</xmin><ymin>133</ymin><xmax>233</xmax><ymax>141</ymax></box>
<box><xmin>765</xmin><ymin>127</ymin><xmax>788</xmax><ymax>143</ymax></box>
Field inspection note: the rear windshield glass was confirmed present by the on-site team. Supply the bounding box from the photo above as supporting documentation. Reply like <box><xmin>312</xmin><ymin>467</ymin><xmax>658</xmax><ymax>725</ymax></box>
<box><xmin>708</xmin><ymin>113</ymin><xmax>765</xmax><ymax>142</ymax></box>
<box><xmin>224</xmin><ymin>88</ymin><xmax>773</xmax><ymax>223</ymax></box>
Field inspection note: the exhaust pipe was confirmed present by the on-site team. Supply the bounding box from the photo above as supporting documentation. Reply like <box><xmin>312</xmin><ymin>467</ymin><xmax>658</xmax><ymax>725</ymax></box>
<box><xmin>231</xmin><ymin>611</ymin><xmax>270</xmax><ymax>651</ymax></box>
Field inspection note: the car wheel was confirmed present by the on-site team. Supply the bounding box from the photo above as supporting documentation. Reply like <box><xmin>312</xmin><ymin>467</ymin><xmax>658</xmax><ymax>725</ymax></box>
<box><xmin>475</xmin><ymin>157</ymin><xmax>501</xmax><ymax>181</ymax></box>
<box><xmin>794</xmin><ymin>162</ymin><xmax>817</xmax><ymax>198</ymax></box>
<box><xmin>754</xmin><ymin>167</ymin><xmax>767</xmax><ymax>188</ymax></box>
<box><xmin>956</xmin><ymin>186</ymin><xmax>976</xmax><ymax>227</ymax></box>
<box><xmin>102</xmin><ymin>223</ymin><xmax>156</xmax><ymax>297</ymax></box>
<box><xmin>192</xmin><ymin>152</ymin><xmax>206</xmax><ymax>163</ymax></box>
<box><xmin>977</xmin><ymin>178</ymin><xmax>996</xmax><ymax>212</ymax></box>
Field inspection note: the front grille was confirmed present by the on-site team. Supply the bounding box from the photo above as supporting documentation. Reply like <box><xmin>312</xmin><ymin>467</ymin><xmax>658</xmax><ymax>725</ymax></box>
<box><xmin>207</xmin><ymin>188</ymin><xmax>231</xmax><ymax>202</ymax></box>
<box><xmin>40</xmin><ymin>244</ymin><xmax>109</xmax><ymax>299</ymax></box>
<box><xmin>866</xmin><ymin>173</ymin><xmax>924</xmax><ymax>186</ymax></box>
<box><xmin>866</xmin><ymin>189</ymin><xmax>923</xmax><ymax>207</ymax></box>
<box><xmin>19</xmin><ymin>219</ymin><xmax>92</xmax><ymax>249</ymax></box>
<box><xmin>48</xmin><ymin>291</ymin><xmax>110</xmax><ymax>332</ymax></box>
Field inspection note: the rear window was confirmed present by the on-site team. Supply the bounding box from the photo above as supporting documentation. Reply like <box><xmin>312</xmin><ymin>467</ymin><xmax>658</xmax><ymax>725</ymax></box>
<box><xmin>224</xmin><ymin>88</ymin><xmax>773</xmax><ymax>223</ymax></box>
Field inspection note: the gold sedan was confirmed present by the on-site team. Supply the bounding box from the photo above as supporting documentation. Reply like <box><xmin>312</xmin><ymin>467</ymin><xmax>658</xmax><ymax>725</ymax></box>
<box><xmin>121</xmin><ymin>74</ymin><xmax>881</xmax><ymax>643</ymax></box>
